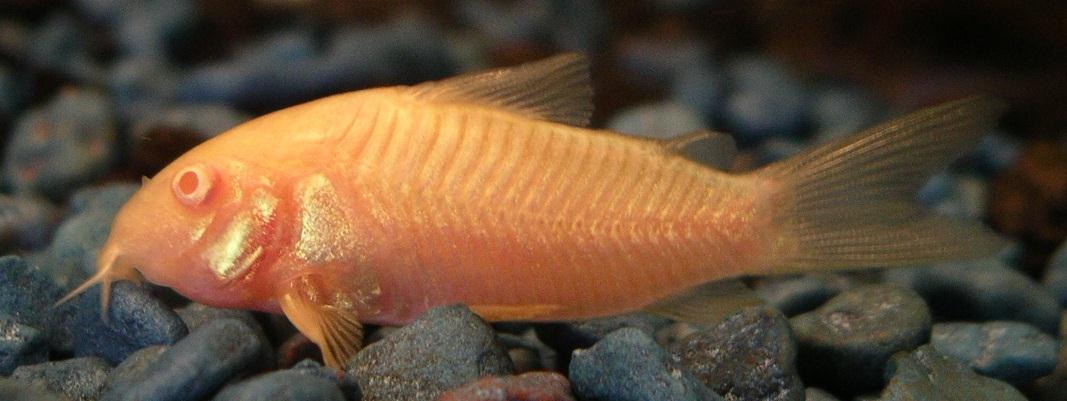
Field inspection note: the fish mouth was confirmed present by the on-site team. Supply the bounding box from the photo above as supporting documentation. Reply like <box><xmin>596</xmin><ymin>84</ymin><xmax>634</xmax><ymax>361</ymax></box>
<box><xmin>53</xmin><ymin>242</ymin><xmax>143</xmax><ymax>321</ymax></box>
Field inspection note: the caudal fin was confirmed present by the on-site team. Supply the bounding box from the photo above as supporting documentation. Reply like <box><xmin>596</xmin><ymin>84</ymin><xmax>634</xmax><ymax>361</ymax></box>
<box><xmin>758</xmin><ymin>96</ymin><xmax>1008</xmax><ymax>272</ymax></box>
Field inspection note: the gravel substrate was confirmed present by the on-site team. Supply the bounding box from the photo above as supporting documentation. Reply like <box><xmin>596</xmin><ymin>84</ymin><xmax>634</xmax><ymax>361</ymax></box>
<box><xmin>1</xmin><ymin>2</ymin><xmax>1064</xmax><ymax>401</ymax></box>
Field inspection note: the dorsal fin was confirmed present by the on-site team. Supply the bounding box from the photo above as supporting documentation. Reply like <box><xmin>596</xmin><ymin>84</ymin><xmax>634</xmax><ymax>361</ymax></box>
<box><xmin>405</xmin><ymin>53</ymin><xmax>593</xmax><ymax>127</ymax></box>
<box><xmin>662</xmin><ymin>130</ymin><xmax>738</xmax><ymax>171</ymax></box>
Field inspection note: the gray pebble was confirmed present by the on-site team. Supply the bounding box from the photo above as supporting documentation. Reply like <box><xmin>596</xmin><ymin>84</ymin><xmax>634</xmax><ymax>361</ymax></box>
<box><xmin>61</xmin><ymin>281</ymin><xmax>188</xmax><ymax>365</ymax></box>
<box><xmin>3</xmin><ymin>88</ymin><xmax>115</xmax><ymax>199</ymax></box>
<box><xmin>570</xmin><ymin>327</ymin><xmax>722</xmax><ymax>401</ymax></box>
<box><xmin>0</xmin><ymin>314</ymin><xmax>48</xmax><ymax>375</ymax></box>
<box><xmin>289</xmin><ymin>359</ymin><xmax>362</xmax><ymax>401</ymax></box>
<box><xmin>670</xmin><ymin>306</ymin><xmax>803</xmax><ymax>401</ymax></box>
<box><xmin>1042</xmin><ymin>239</ymin><xmax>1067</xmax><ymax>308</ymax></box>
<box><xmin>0</xmin><ymin>255</ymin><xmax>78</xmax><ymax>350</ymax></box>
<box><xmin>753</xmin><ymin>273</ymin><xmax>858</xmax><ymax>316</ymax></box>
<box><xmin>101</xmin><ymin>318</ymin><xmax>268</xmax><ymax>401</ymax></box>
<box><xmin>607</xmin><ymin>102</ymin><xmax>707</xmax><ymax>139</ymax></box>
<box><xmin>211</xmin><ymin>370</ymin><xmax>345</xmax><ymax>401</ymax></box>
<box><xmin>931</xmin><ymin>321</ymin><xmax>1059</xmax><ymax>385</ymax></box>
<box><xmin>346</xmin><ymin>304</ymin><xmax>513</xmax><ymax>401</ymax></box>
<box><xmin>804</xmin><ymin>387</ymin><xmax>841</xmax><ymax>401</ymax></box>
<box><xmin>791</xmin><ymin>285</ymin><xmax>931</xmax><ymax>396</ymax></box>
<box><xmin>722</xmin><ymin>55</ymin><xmax>808</xmax><ymax>144</ymax></box>
<box><xmin>884</xmin><ymin>260</ymin><xmax>1061</xmax><ymax>334</ymax></box>
<box><xmin>103</xmin><ymin>345</ymin><xmax>168</xmax><ymax>394</ymax></box>
<box><xmin>0</xmin><ymin>195</ymin><xmax>59</xmax><ymax>251</ymax></box>
<box><xmin>10</xmin><ymin>357</ymin><xmax>111</xmax><ymax>401</ymax></box>
<box><xmin>31</xmin><ymin>183</ymin><xmax>137</xmax><ymax>290</ymax></box>
<box><xmin>878</xmin><ymin>345</ymin><xmax>1026</xmax><ymax>401</ymax></box>
<box><xmin>535</xmin><ymin>311</ymin><xmax>671</xmax><ymax>368</ymax></box>
<box><xmin>0</xmin><ymin>377</ymin><xmax>68</xmax><ymax>401</ymax></box>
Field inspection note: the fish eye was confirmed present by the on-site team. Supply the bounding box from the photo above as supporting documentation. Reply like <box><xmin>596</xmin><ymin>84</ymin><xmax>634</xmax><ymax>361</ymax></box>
<box><xmin>171</xmin><ymin>164</ymin><xmax>216</xmax><ymax>207</ymax></box>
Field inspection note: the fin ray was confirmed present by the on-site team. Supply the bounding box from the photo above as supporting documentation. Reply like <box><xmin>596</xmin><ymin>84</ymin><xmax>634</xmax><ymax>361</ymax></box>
<box><xmin>278</xmin><ymin>277</ymin><xmax>364</xmax><ymax>369</ymax></box>
<box><xmin>757</xmin><ymin>96</ymin><xmax>1009</xmax><ymax>271</ymax></box>
<box><xmin>643</xmin><ymin>279</ymin><xmax>764</xmax><ymax>325</ymax></box>
<box><xmin>405</xmin><ymin>53</ymin><xmax>592</xmax><ymax>126</ymax></box>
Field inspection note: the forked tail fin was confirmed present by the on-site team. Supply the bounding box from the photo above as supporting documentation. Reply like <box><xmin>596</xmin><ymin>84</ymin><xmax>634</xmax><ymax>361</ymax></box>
<box><xmin>757</xmin><ymin>96</ymin><xmax>1008</xmax><ymax>272</ymax></box>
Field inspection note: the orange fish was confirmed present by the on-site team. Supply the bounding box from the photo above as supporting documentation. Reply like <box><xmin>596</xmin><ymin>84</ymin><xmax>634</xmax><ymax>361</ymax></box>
<box><xmin>58</xmin><ymin>54</ymin><xmax>1006</xmax><ymax>368</ymax></box>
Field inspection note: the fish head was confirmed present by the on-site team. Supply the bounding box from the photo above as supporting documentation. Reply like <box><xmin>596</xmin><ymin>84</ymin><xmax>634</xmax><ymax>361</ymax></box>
<box><xmin>60</xmin><ymin>149</ymin><xmax>286</xmax><ymax>314</ymax></box>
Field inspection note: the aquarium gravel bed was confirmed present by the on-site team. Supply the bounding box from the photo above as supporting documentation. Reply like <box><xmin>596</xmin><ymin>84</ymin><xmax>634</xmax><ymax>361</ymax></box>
<box><xmin>1</xmin><ymin>2</ymin><xmax>1065</xmax><ymax>401</ymax></box>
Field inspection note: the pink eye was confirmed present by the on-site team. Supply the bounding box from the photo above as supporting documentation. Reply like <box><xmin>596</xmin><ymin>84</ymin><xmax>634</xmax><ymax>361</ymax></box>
<box><xmin>171</xmin><ymin>164</ymin><xmax>215</xmax><ymax>207</ymax></box>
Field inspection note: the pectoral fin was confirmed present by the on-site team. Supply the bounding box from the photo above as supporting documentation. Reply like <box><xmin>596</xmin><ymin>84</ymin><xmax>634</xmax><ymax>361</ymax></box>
<box><xmin>643</xmin><ymin>278</ymin><xmax>764</xmax><ymax>325</ymax></box>
<box><xmin>278</xmin><ymin>276</ymin><xmax>364</xmax><ymax>369</ymax></box>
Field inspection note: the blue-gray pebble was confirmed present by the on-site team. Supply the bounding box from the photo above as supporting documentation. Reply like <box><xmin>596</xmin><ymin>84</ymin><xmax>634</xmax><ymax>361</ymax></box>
<box><xmin>290</xmin><ymin>359</ymin><xmax>362</xmax><ymax>401</ymax></box>
<box><xmin>0</xmin><ymin>377</ymin><xmax>69</xmax><ymax>401</ymax></box>
<box><xmin>570</xmin><ymin>327</ymin><xmax>723</xmax><ymax>401</ymax></box>
<box><xmin>878</xmin><ymin>345</ymin><xmax>1026</xmax><ymax>401</ymax></box>
<box><xmin>211</xmin><ymin>370</ymin><xmax>345</xmax><ymax>401</ymax></box>
<box><xmin>535</xmin><ymin>311</ymin><xmax>670</xmax><ymax>369</ymax></box>
<box><xmin>884</xmin><ymin>259</ymin><xmax>1061</xmax><ymax>334</ymax></box>
<box><xmin>0</xmin><ymin>195</ymin><xmax>59</xmax><ymax>251</ymax></box>
<box><xmin>722</xmin><ymin>55</ymin><xmax>808</xmax><ymax>144</ymax></box>
<box><xmin>3</xmin><ymin>88</ymin><xmax>115</xmax><ymax>199</ymax></box>
<box><xmin>754</xmin><ymin>273</ymin><xmax>858</xmax><ymax>316</ymax></box>
<box><xmin>791</xmin><ymin>285</ymin><xmax>931</xmax><ymax>396</ymax></box>
<box><xmin>805</xmin><ymin>388</ymin><xmax>841</xmax><ymax>401</ymax></box>
<box><xmin>102</xmin><ymin>318</ymin><xmax>268</xmax><ymax>401</ymax></box>
<box><xmin>607</xmin><ymin>102</ymin><xmax>706</xmax><ymax>140</ymax></box>
<box><xmin>931</xmin><ymin>321</ymin><xmax>1059</xmax><ymax>385</ymax></box>
<box><xmin>103</xmin><ymin>345</ymin><xmax>168</xmax><ymax>394</ymax></box>
<box><xmin>0</xmin><ymin>255</ymin><xmax>77</xmax><ymax>350</ymax></box>
<box><xmin>346</xmin><ymin>304</ymin><xmax>513</xmax><ymax>401</ymax></box>
<box><xmin>670</xmin><ymin>306</ymin><xmax>803</xmax><ymax>401</ymax></box>
<box><xmin>31</xmin><ymin>183</ymin><xmax>137</xmax><ymax>290</ymax></box>
<box><xmin>1043</xmin><ymin>239</ymin><xmax>1067</xmax><ymax>308</ymax></box>
<box><xmin>0</xmin><ymin>314</ymin><xmax>48</xmax><ymax>375</ymax></box>
<box><xmin>61</xmin><ymin>281</ymin><xmax>188</xmax><ymax>364</ymax></box>
<box><xmin>10</xmin><ymin>357</ymin><xmax>111</xmax><ymax>401</ymax></box>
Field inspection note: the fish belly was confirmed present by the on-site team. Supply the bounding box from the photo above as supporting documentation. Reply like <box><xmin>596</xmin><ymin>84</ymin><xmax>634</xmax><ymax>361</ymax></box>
<box><xmin>338</xmin><ymin>99</ymin><xmax>764</xmax><ymax>323</ymax></box>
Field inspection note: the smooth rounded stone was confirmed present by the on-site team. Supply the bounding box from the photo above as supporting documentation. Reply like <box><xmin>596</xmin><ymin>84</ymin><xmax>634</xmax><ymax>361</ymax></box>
<box><xmin>0</xmin><ymin>314</ymin><xmax>48</xmax><ymax>375</ymax></box>
<box><xmin>438</xmin><ymin>372</ymin><xmax>576</xmax><ymax>401</ymax></box>
<box><xmin>616</xmin><ymin>35</ymin><xmax>710</xmax><ymax>87</ymax></box>
<box><xmin>607</xmin><ymin>102</ymin><xmax>706</xmax><ymax>140</ymax></box>
<box><xmin>128</xmin><ymin>104</ymin><xmax>248</xmax><ymax>174</ymax></box>
<box><xmin>878</xmin><ymin>345</ymin><xmax>1026</xmax><ymax>401</ymax></box>
<box><xmin>103</xmin><ymin>345</ymin><xmax>168</xmax><ymax>394</ymax></box>
<box><xmin>176</xmin><ymin>303</ymin><xmax>273</xmax><ymax>368</ymax></box>
<box><xmin>108</xmin><ymin>57</ymin><xmax>179</xmax><ymax>120</ymax></box>
<box><xmin>804</xmin><ymin>387</ymin><xmax>841</xmax><ymax>401</ymax></box>
<box><xmin>0</xmin><ymin>195</ymin><xmax>59</xmax><ymax>251</ymax></box>
<box><xmin>809</xmin><ymin>84</ymin><xmax>884</xmax><ymax>143</ymax></box>
<box><xmin>753</xmin><ymin>273</ymin><xmax>859</xmax><ymax>317</ymax></box>
<box><xmin>111</xmin><ymin>0</ymin><xmax>197</xmax><ymax>57</ymax></box>
<box><xmin>60</xmin><ymin>280</ymin><xmax>188</xmax><ymax>365</ymax></box>
<box><xmin>535</xmin><ymin>312</ymin><xmax>671</xmax><ymax>369</ymax></box>
<box><xmin>0</xmin><ymin>255</ymin><xmax>75</xmax><ymax>349</ymax></box>
<box><xmin>930</xmin><ymin>174</ymin><xmax>988</xmax><ymax>220</ymax></box>
<box><xmin>3</xmin><ymin>88</ymin><xmax>116</xmax><ymax>200</ymax></box>
<box><xmin>211</xmin><ymin>370</ymin><xmax>345</xmax><ymax>401</ymax></box>
<box><xmin>0</xmin><ymin>377</ymin><xmax>68</xmax><ymax>401</ymax></box>
<box><xmin>31</xmin><ymin>183</ymin><xmax>137</xmax><ymax>290</ymax></box>
<box><xmin>289</xmin><ymin>359</ymin><xmax>362</xmax><ymax>400</ymax></box>
<box><xmin>1043</xmin><ymin>239</ymin><xmax>1067</xmax><ymax>308</ymax></box>
<box><xmin>722</xmin><ymin>55</ymin><xmax>808</xmax><ymax>144</ymax></box>
<box><xmin>791</xmin><ymin>285</ymin><xmax>932</xmax><ymax>396</ymax></box>
<box><xmin>669</xmin><ymin>306</ymin><xmax>803</xmax><ymax>401</ymax></box>
<box><xmin>346</xmin><ymin>304</ymin><xmax>514</xmax><ymax>401</ymax></box>
<box><xmin>454</xmin><ymin>0</ymin><xmax>552</xmax><ymax>45</ymax></box>
<box><xmin>102</xmin><ymin>318</ymin><xmax>268</xmax><ymax>401</ymax></box>
<box><xmin>10</xmin><ymin>357</ymin><xmax>111</xmax><ymax>401</ymax></box>
<box><xmin>969</xmin><ymin>132</ymin><xmax>1021</xmax><ymax>176</ymax></box>
<box><xmin>883</xmin><ymin>259</ymin><xmax>1061</xmax><ymax>334</ymax></box>
<box><xmin>569</xmin><ymin>328</ymin><xmax>723</xmax><ymax>401</ymax></box>
<box><xmin>930</xmin><ymin>321</ymin><xmax>1058</xmax><ymax>385</ymax></box>
<box><xmin>25</xmin><ymin>13</ymin><xmax>104</xmax><ymax>82</ymax></box>
<box><xmin>671</xmin><ymin>62</ymin><xmax>723</xmax><ymax>124</ymax></box>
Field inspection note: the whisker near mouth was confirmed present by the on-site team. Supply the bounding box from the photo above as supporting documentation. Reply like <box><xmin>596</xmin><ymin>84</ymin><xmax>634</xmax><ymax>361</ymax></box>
<box><xmin>53</xmin><ymin>244</ymin><xmax>138</xmax><ymax>322</ymax></box>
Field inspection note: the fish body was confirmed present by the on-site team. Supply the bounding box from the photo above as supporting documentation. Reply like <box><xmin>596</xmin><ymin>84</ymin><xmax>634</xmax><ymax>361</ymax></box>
<box><xmin>62</xmin><ymin>54</ymin><xmax>1006</xmax><ymax>368</ymax></box>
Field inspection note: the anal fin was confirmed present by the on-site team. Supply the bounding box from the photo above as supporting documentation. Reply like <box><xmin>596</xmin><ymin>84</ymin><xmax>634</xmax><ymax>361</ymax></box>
<box><xmin>278</xmin><ymin>275</ymin><xmax>364</xmax><ymax>369</ymax></box>
<box><xmin>643</xmin><ymin>279</ymin><xmax>764</xmax><ymax>325</ymax></box>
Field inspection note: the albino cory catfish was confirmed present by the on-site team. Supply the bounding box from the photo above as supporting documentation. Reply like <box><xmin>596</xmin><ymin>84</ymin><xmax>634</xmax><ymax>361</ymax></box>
<box><xmin>58</xmin><ymin>54</ymin><xmax>1006</xmax><ymax>368</ymax></box>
